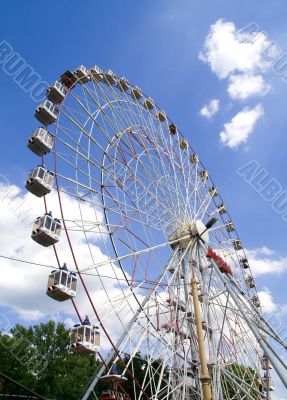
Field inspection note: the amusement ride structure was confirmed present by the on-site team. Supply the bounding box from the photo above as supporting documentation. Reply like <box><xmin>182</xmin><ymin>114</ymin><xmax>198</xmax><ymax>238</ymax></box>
<box><xmin>25</xmin><ymin>65</ymin><xmax>287</xmax><ymax>400</ymax></box>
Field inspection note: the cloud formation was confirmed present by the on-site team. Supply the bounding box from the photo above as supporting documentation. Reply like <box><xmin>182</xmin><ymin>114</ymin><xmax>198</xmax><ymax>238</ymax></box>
<box><xmin>247</xmin><ymin>247</ymin><xmax>287</xmax><ymax>277</ymax></box>
<box><xmin>199</xmin><ymin>19</ymin><xmax>272</xmax><ymax>148</ymax></box>
<box><xmin>219</xmin><ymin>104</ymin><xmax>264</xmax><ymax>148</ymax></box>
<box><xmin>227</xmin><ymin>74</ymin><xmax>270</xmax><ymax>100</ymax></box>
<box><xmin>199</xmin><ymin>99</ymin><xmax>220</xmax><ymax>119</ymax></box>
<box><xmin>258</xmin><ymin>287</ymin><xmax>278</xmax><ymax>313</ymax></box>
<box><xmin>199</xmin><ymin>19</ymin><xmax>269</xmax><ymax>81</ymax></box>
<box><xmin>0</xmin><ymin>181</ymin><xmax>137</xmax><ymax>349</ymax></box>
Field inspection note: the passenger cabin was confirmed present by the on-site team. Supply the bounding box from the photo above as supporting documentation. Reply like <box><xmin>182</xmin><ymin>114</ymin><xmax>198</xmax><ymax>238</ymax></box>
<box><xmin>131</xmin><ymin>86</ymin><xmax>142</xmax><ymax>100</ymax></box>
<box><xmin>104</xmin><ymin>70</ymin><xmax>117</xmax><ymax>85</ymax></box>
<box><xmin>27</xmin><ymin>128</ymin><xmax>54</xmax><ymax>156</ymax></box>
<box><xmin>202</xmin><ymin>321</ymin><xmax>212</xmax><ymax>333</ymax></box>
<box><xmin>166</xmin><ymin>298</ymin><xmax>186</xmax><ymax>312</ymax></box>
<box><xmin>75</xmin><ymin>65</ymin><xmax>90</xmax><ymax>84</ymax></box>
<box><xmin>261</xmin><ymin>355</ymin><xmax>272</xmax><ymax>370</ymax></box>
<box><xmin>99</xmin><ymin>373</ymin><xmax>128</xmax><ymax>400</ymax></box>
<box><xmin>143</xmin><ymin>97</ymin><xmax>154</xmax><ymax>110</ymax></box>
<box><xmin>198</xmin><ymin>292</ymin><xmax>204</xmax><ymax>302</ymax></box>
<box><xmin>217</xmin><ymin>203</ymin><xmax>227</xmax><ymax>214</ymax></box>
<box><xmin>209</xmin><ymin>186</ymin><xmax>218</xmax><ymax>197</ymax></box>
<box><xmin>35</xmin><ymin>100</ymin><xmax>58</xmax><ymax>125</ymax></box>
<box><xmin>246</xmin><ymin>276</ymin><xmax>256</xmax><ymax>288</ymax></box>
<box><xmin>262</xmin><ymin>376</ymin><xmax>275</xmax><ymax>391</ymax></box>
<box><xmin>161</xmin><ymin>323</ymin><xmax>190</xmax><ymax>340</ymax></box>
<box><xmin>31</xmin><ymin>213</ymin><xmax>61</xmax><ymax>247</ymax></box>
<box><xmin>25</xmin><ymin>166</ymin><xmax>54</xmax><ymax>197</ymax></box>
<box><xmin>226</xmin><ymin>221</ymin><xmax>235</xmax><ymax>232</ymax></box>
<box><xmin>251</xmin><ymin>295</ymin><xmax>261</xmax><ymax>308</ymax></box>
<box><xmin>168</xmin><ymin>266</ymin><xmax>184</xmax><ymax>279</ymax></box>
<box><xmin>90</xmin><ymin>65</ymin><xmax>104</xmax><ymax>82</ymax></box>
<box><xmin>46</xmin><ymin>81</ymin><xmax>67</xmax><ymax>104</ymax></box>
<box><xmin>157</xmin><ymin>110</ymin><xmax>166</xmax><ymax>122</ymax></box>
<box><xmin>200</xmin><ymin>170</ymin><xmax>208</xmax><ymax>181</ymax></box>
<box><xmin>233</xmin><ymin>240</ymin><xmax>243</xmax><ymax>251</ymax></box>
<box><xmin>47</xmin><ymin>269</ymin><xmax>77</xmax><ymax>302</ymax></box>
<box><xmin>70</xmin><ymin>324</ymin><xmax>100</xmax><ymax>355</ymax></box>
<box><xmin>179</xmin><ymin>139</ymin><xmax>188</xmax><ymax>150</ymax></box>
<box><xmin>116</xmin><ymin>77</ymin><xmax>129</xmax><ymax>92</ymax></box>
<box><xmin>240</xmin><ymin>257</ymin><xmax>249</xmax><ymax>269</ymax></box>
<box><xmin>169</xmin><ymin>123</ymin><xmax>177</xmax><ymax>135</ymax></box>
<box><xmin>189</xmin><ymin>153</ymin><xmax>199</xmax><ymax>165</ymax></box>
<box><xmin>60</xmin><ymin>70</ymin><xmax>77</xmax><ymax>89</ymax></box>
<box><xmin>186</xmin><ymin>312</ymin><xmax>195</xmax><ymax>322</ymax></box>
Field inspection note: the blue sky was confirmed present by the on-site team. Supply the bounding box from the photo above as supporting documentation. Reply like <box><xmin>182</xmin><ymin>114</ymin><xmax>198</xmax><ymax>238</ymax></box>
<box><xmin>1</xmin><ymin>0</ymin><xmax>287</xmax><ymax>394</ymax></box>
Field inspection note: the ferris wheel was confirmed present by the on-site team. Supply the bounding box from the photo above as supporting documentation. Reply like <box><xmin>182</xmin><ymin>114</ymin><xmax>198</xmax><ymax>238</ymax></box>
<box><xmin>25</xmin><ymin>65</ymin><xmax>287</xmax><ymax>400</ymax></box>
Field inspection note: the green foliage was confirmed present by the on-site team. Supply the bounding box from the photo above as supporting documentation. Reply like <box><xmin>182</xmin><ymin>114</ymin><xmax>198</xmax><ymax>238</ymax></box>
<box><xmin>0</xmin><ymin>320</ymin><xmax>263</xmax><ymax>400</ymax></box>
<box><xmin>0</xmin><ymin>320</ymin><xmax>100</xmax><ymax>400</ymax></box>
<box><xmin>221</xmin><ymin>363</ymin><xmax>260</xmax><ymax>398</ymax></box>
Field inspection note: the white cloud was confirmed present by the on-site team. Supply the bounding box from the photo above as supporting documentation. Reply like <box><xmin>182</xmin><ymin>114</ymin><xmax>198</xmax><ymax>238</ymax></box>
<box><xmin>219</xmin><ymin>104</ymin><xmax>264</xmax><ymax>148</ymax></box>
<box><xmin>199</xmin><ymin>19</ymin><xmax>269</xmax><ymax>79</ymax></box>
<box><xmin>199</xmin><ymin>19</ymin><xmax>272</xmax><ymax>102</ymax></box>
<box><xmin>258</xmin><ymin>287</ymin><xmax>278</xmax><ymax>314</ymax></box>
<box><xmin>0</xmin><ymin>182</ymin><xmax>140</xmax><ymax>350</ymax></box>
<box><xmin>199</xmin><ymin>99</ymin><xmax>220</xmax><ymax>119</ymax></box>
<box><xmin>247</xmin><ymin>247</ymin><xmax>287</xmax><ymax>277</ymax></box>
<box><xmin>227</xmin><ymin>74</ymin><xmax>270</xmax><ymax>100</ymax></box>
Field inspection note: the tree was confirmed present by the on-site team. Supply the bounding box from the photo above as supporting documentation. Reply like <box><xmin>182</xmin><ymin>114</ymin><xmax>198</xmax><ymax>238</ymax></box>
<box><xmin>221</xmin><ymin>363</ymin><xmax>261</xmax><ymax>399</ymax></box>
<box><xmin>0</xmin><ymin>320</ymin><xmax>101</xmax><ymax>400</ymax></box>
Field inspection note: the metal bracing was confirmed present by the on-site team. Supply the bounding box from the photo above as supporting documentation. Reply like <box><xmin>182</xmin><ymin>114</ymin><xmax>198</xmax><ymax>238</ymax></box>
<box><xmin>27</xmin><ymin>66</ymin><xmax>287</xmax><ymax>399</ymax></box>
<box><xmin>82</xmin><ymin>249</ymin><xmax>181</xmax><ymax>400</ymax></box>
<box><xmin>199</xmin><ymin>240</ymin><xmax>287</xmax><ymax>391</ymax></box>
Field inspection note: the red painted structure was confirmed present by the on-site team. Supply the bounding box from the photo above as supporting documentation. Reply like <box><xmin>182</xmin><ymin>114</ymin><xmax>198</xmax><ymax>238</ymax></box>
<box><xmin>207</xmin><ymin>247</ymin><xmax>233</xmax><ymax>275</ymax></box>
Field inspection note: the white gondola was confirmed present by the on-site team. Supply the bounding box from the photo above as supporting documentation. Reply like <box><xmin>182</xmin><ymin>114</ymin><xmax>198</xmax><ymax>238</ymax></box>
<box><xmin>261</xmin><ymin>355</ymin><xmax>272</xmax><ymax>370</ymax></box>
<box><xmin>70</xmin><ymin>324</ymin><xmax>100</xmax><ymax>355</ymax></box>
<box><xmin>209</xmin><ymin>186</ymin><xmax>218</xmax><ymax>197</ymax></box>
<box><xmin>60</xmin><ymin>69</ymin><xmax>78</xmax><ymax>89</ymax></box>
<box><xmin>27</xmin><ymin>128</ymin><xmax>54</xmax><ymax>156</ymax></box>
<box><xmin>35</xmin><ymin>100</ymin><xmax>58</xmax><ymax>125</ymax></box>
<box><xmin>46</xmin><ymin>81</ymin><xmax>67</xmax><ymax>104</ymax></box>
<box><xmin>217</xmin><ymin>203</ymin><xmax>227</xmax><ymax>214</ymax></box>
<box><xmin>143</xmin><ymin>97</ymin><xmax>154</xmax><ymax>110</ymax></box>
<box><xmin>116</xmin><ymin>77</ymin><xmax>129</xmax><ymax>92</ymax></box>
<box><xmin>202</xmin><ymin>321</ymin><xmax>212</xmax><ymax>333</ymax></box>
<box><xmin>131</xmin><ymin>86</ymin><xmax>142</xmax><ymax>100</ymax></box>
<box><xmin>157</xmin><ymin>110</ymin><xmax>166</xmax><ymax>122</ymax></box>
<box><xmin>200</xmin><ymin>170</ymin><xmax>208</xmax><ymax>180</ymax></box>
<box><xmin>31</xmin><ymin>213</ymin><xmax>61</xmax><ymax>247</ymax></box>
<box><xmin>25</xmin><ymin>166</ymin><xmax>54</xmax><ymax>197</ymax></box>
<box><xmin>104</xmin><ymin>70</ymin><xmax>117</xmax><ymax>85</ymax></box>
<box><xmin>47</xmin><ymin>269</ymin><xmax>77</xmax><ymax>301</ymax></box>
<box><xmin>179</xmin><ymin>139</ymin><xmax>188</xmax><ymax>150</ymax></box>
<box><xmin>169</xmin><ymin>123</ymin><xmax>177</xmax><ymax>135</ymax></box>
<box><xmin>246</xmin><ymin>276</ymin><xmax>256</xmax><ymax>288</ymax></box>
<box><xmin>251</xmin><ymin>295</ymin><xmax>261</xmax><ymax>308</ymax></box>
<box><xmin>189</xmin><ymin>153</ymin><xmax>199</xmax><ymax>165</ymax></box>
<box><xmin>74</xmin><ymin>65</ymin><xmax>90</xmax><ymax>84</ymax></box>
<box><xmin>226</xmin><ymin>221</ymin><xmax>235</xmax><ymax>232</ymax></box>
<box><xmin>233</xmin><ymin>240</ymin><xmax>243</xmax><ymax>251</ymax></box>
<box><xmin>99</xmin><ymin>373</ymin><xmax>128</xmax><ymax>400</ymax></box>
<box><xmin>90</xmin><ymin>65</ymin><xmax>104</xmax><ymax>82</ymax></box>
<box><xmin>186</xmin><ymin>312</ymin><xmax>195</xmax><ymax>322</ymax></box>
<box><xmin>240</xmin><ymin>257</ymin><xmax>249</xmax><ymax>269</ymax></box>
<box><xmin>262</xmin><ymin>376</ymin><xmax>275</xmax><ymax>391</ymax></box>
<box><xmin>101</xmin><ymin>390</ymin><xmax>128</xmax><ymax>400</ymax></box>
<box><xmin>167</xmin><ymin>266</ymin><xmax>184</xmax><ymax>279</ymax></box>
<box><xmin>198</xmin><ymin>292</ymin><xmax>204</xmax><ymax>302</ymax></box>
<box><xmin>166</xmin><ymin>298</ymin><xmax>185</xmax><ymax>311</ymax></box>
